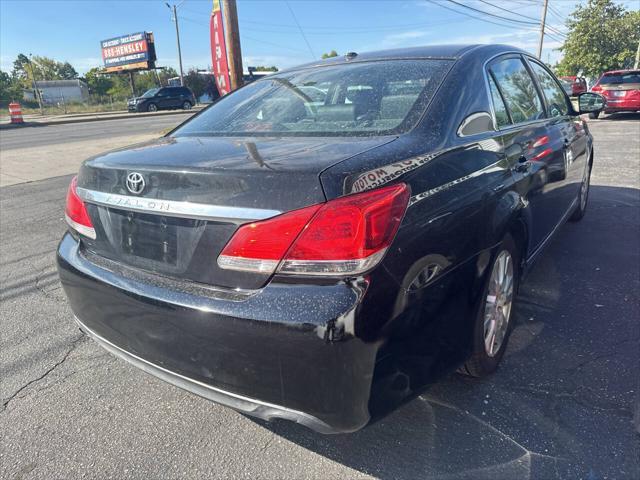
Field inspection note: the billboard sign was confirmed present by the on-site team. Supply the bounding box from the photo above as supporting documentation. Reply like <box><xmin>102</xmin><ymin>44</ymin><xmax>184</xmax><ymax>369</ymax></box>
<box><xmin>210</xmin><ymin>0</ymin><xmax>231</xmax><ymax>96</ymax></box>
<box><xmin>101</xmin><ymin>32</ymin><xmax>156</xmax><ymax>72</ymax></box>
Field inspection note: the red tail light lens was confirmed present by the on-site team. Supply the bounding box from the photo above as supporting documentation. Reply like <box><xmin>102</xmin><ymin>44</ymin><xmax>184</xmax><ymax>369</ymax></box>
<box><xmin>65</xmin><ymin>175</ymin><xmax>96</xmax><ymax>239</ymax></box>
<box><xmin>218</xmin><ymin>183</ymin><xmax>410</xmax><ymax>276</ymax></box>
<box><xmin>217</xmin><ymin>204</ymin><xmax>321</xmax><ymax>273</ymax></box>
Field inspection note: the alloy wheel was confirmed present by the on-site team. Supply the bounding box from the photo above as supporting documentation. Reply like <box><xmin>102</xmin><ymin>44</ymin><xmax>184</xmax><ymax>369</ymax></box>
<box><xmin>483</xmin><ymin>250</ymin><xmax>514</xmax><ymax>357</ymax></box>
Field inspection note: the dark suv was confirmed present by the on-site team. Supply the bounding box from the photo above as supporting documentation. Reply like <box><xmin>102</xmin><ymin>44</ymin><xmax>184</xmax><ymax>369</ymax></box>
<box><xmin>128</xmin><ymin>86</ymin><xmax>196</xmax><ymax>112</ymax></box>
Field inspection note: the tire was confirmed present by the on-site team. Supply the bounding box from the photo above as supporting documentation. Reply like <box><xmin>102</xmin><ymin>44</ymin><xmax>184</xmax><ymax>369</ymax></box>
<box><xmin>460</xmin><ymin>234</ymin><xmax>519</xmax><ymax>378</ymax></box>
<box><xmin>570</xmin><ymin>154</ymin><xmax>592</xmax><ymax>222</ymax></box>
<box><xmin>147</xmin><ymin>103</ymin><xmax>158</xmax><ymax>112</ymax></box>
<box><xmin>182</xmin><ymin>101</ymin><xmax>192</xmax><ymax>110</ymax></box>
<box><xmin>588</xmin><ymin>111</ymin><xmax>600</xmax><ymax>119</ymax></box>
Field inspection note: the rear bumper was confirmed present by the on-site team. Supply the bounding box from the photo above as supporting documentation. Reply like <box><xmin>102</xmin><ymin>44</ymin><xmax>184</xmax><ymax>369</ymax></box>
<box><xmin>74</xmin><ymin>316</ymin><xmax>336</xmax><ymax>433</ymax></box>
<box><xmin>57</xmin><ymin>233</ymin><xmax>376</xmax><ymax>433</ymax></box>
<box><xmin>604</xmin><ymin>98</ymin><xmax>640</xmax><ymax>112</ymax></box>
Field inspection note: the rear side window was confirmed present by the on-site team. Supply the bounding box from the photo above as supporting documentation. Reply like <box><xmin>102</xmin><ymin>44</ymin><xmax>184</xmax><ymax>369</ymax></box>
<box><xmin>487</xmin><ymin>74</ymin><xmax>510</xmax><ymax>127</ymax></box>
<box><xmin>173</xmin><ymin>59</ymin><xmax>453</xmax><ymax>137</ymax></box>
<box><xmin>490</xmin><ymin>58</ymin><xmax>544</xmax><ymax>124</ymax></box>
<box><xmin>528</xmin><ymin>61</ymin><xmax>569</xmax><ymax>117</ymax></box>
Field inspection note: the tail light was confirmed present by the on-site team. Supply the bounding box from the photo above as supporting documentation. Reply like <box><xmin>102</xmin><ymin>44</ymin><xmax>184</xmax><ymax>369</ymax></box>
<box><xmin>218</xmin><ymin>183</ymin><xmax>410</xmax><ymax>277</ymax></box>
<box><xmin>65</xmin><ymin>175</ymin><xmax>96</xmax><ymax>239</ymax></box>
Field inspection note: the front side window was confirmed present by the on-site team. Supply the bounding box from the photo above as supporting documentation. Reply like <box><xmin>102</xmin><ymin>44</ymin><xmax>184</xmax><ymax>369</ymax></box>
<box><xmin>173</xmin><ymin>59</ymin><xmax>453</xmax><ymax>137</ymax></box>
<box><xmin>490</xmin><ymin>58</ymin><xmax>544</xmax><ymax>124</ymax></box>
<box><xmin>528</xmin><ymin>61</ymin><xmax>569</xmax><ymax>117</ymax></box>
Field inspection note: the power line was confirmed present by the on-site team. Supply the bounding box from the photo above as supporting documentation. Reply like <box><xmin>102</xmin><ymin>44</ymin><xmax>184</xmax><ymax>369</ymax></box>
<box><xmin>432</xmin><ymin>0</ymin><xmax>567</xmax><ymax>38</ymax></box>
<box><xmin>547</xmin><ymin>3</ymin><xmax>567</xmax><ymax>29</ymax></box>
<box><xmin>179</xmin><ymin>16</ymin><xmax>313</xmax><ymax>55</ymax></box>
<box><xmin>440</xmin><ymin>0</ymin><xmax>539</xmax><ymax>26</ymax></box>
<box><xmin>476</xmin><ymin>0</ymin><xmax>542</xmax><ymax>23</ymax></box>
<box><xmin>232</xmin><ymin>19</ymin><xmax>470</xmax><ymax>36</ymax></box>
<box><xmin>284</xmin><ymin>0</ymin><xmax>316</xmax><ymax>60</ymax></box>
<box><xmin>425</xmin><ymin>0</ymin><xmax>539</xmax><ymax>31</ymax></box>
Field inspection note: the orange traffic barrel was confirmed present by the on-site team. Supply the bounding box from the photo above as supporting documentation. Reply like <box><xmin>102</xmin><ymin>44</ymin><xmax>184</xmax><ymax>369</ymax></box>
<box><xmin>9</xmin><ymin>102</ymin><xmax>24</xmax><ymax>124</ymax></box>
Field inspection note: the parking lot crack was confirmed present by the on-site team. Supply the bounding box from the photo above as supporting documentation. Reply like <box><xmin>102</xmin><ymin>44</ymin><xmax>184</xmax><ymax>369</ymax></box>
<box><xmin>1</xmin><ymin>334</ymin><xmax>86</xmax><ymax>412</ymax></box>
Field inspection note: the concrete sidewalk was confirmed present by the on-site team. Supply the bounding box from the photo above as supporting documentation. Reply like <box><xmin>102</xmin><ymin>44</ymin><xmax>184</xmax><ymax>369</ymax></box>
<box><xmin>0</xmin><ymin>105</ymin><xmax>205</xmax><ymax>129</ymax></box>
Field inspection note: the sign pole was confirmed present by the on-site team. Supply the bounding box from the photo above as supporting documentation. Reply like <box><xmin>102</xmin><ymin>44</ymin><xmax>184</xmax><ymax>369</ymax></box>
<box><xmin>221</xmin><ymin>0</ymin><xmax>243</xmax><ymax>91</ymax></box>
<box><xmin>129</xmin><ymin>71</ymin><xmax>136</xmax><ymax>96</ymax></box>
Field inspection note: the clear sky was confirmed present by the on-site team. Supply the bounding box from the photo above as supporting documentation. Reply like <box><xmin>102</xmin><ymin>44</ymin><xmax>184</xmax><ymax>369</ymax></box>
<box><xmin>0</xmin><ymin>0</ymin><xmax>637</xmax><ymax>75</ymax></box>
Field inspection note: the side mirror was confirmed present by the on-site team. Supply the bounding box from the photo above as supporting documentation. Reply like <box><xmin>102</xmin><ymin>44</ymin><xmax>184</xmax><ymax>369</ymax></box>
<box><xmin>577</xmin><ymin>92</ymin><xmax>605</xmax><ymax>114</ymax></box>
<box><xmin>457</xmin><ymin>112</ymin><xmax>495</xmax><ymax>136</ymax></box>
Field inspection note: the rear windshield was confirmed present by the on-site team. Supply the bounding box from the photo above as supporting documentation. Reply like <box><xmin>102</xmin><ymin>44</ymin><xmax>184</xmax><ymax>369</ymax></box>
<box><xmin>599</xmin><ymin>71</ymin><xmax>640</xmax><ymax>84</ymax></box>
<box><xmin>173</xmin><ymin>59</ymin><xmax>453</xmax><ymax>137</ymax></box>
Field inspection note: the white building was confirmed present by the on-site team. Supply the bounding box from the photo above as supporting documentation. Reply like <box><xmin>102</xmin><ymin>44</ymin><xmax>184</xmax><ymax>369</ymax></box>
<box><xmin>24</xmin><ymin>79</ymin><xmax>89</xmax><ymax>104</ymax></box>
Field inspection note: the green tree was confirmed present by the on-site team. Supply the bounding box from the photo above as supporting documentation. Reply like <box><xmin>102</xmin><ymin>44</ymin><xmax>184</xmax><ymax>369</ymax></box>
<box><xmin>557</xmin><ymin>0</ymin><xmax>640</xmax><ymax>77</ymax></box>
<box><xmin>11</xmin><ymin>54</ymin><xmax>79</xmax><ymax>86</ymax></box>
<box><xmin>134</xmin><ymin>71</ymin><xmax>160</xmax><ymax>95</ymax></box>
<box><xmin>183</xmin><ymin>69</ymin><xmax>206</xmax><ymax>98</ymax></box>
<box><xmin>252</xmin><ymin>66</ymin><xmax>278</xmax><ymax>72</ymax></box>
<box><xmin>321</xmin><ymin>50</ymin><xmax>338</xmax><ymax>59</ymax></box>
<box><xmin>0</xmin><ymin>70</ymin><xmax>23</xmax><ymax>105</ymax></box>
<box><xmin>58</xmin><ymin>62</ymin><xmax>79</xmax><ymax>80</ymax></box>
<box><xmin>83</xmin><ymin>67</ymin><xmax>113</xmax><ymax>96</ymax></box>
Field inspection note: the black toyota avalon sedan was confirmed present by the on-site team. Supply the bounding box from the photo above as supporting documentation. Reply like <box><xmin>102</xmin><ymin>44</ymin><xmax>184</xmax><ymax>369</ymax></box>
<box><xmin>58</xmin><ymin>44</ymin><xmax>605</xmax><ymax>433</ymax></box>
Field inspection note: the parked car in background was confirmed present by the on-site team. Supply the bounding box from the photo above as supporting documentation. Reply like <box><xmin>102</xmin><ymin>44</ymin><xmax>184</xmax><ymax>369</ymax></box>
<box><xmin>59</xmin><ymin>44</ymin><xmax>604</xmax><ymax>434</ymax></box>
<box><xmin>559</xmin><ymin>76</ymin><xmax>587</xmax><ymax>96</ymax></box>
<box><xmin>590</xmin><ymin>69</ymin><xmax>640</xmax><ymax>118</ymax></box>
<box><xmin>559</xmin><ymin>78</ymin><xmax>574</xmax><ymax>97</ymax></box>
<box><xmin>128</xmin><ymin>86</ymin><xmax>196</xmax><ymax>112</ymax></box>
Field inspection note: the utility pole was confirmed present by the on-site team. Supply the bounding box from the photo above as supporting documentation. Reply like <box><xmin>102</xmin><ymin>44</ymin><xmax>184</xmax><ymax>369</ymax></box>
<box><xmin>166</xmin><ymin>2</ymin><xmax>185</xmax><ymax>86</ymax></box>
<box><xmin>537</xmin><ymin>0</ymin><xmax>549</xmax><ymax>59</ymax></box>
<box><xmin>27</xmin><ymin>55</ymin><xmax>44</xmax><ymax>115</ymax></box>
<box><xmin>222</xmin><ymin>0</ymin><xmax>243</xmax><ymax>91</ymax></box>
<box><xmin>634</xmin><ymin>38</ymin><xmax>640</xmax><ymax>69</ymax></box>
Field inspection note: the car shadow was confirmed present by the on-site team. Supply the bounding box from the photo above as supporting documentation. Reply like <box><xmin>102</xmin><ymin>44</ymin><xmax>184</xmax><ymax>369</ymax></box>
<box><xmin>251</xmin><ymin>185</ymin><xmax>640</xmax><ymax>480</ymax></box>
<box><xmin>600</xmin><ymin>112</ymin><xmax>640</xmax><ymax>121</ymax></box>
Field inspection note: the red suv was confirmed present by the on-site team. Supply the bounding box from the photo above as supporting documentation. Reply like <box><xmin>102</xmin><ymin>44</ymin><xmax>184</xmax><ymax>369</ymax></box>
<box><xmin>559</xmin><ymin>76</ymin><xmax>587</xmax><ymax>96</ymax></box>
<box><xmin>590</xmin><ymin>69</ymin><xmax>640</xmax><ymax>118</ymax></box>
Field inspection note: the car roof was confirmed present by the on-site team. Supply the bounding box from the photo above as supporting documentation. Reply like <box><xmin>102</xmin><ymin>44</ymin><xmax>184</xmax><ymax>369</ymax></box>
<box><xmin>277</xmin><ymin>44</ymin><xmax>527</xmax><ymax>73</ymax></box>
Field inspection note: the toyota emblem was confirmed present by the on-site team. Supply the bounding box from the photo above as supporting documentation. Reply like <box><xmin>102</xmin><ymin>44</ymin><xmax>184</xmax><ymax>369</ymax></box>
<box><xmin>126</xmin><ymin>172</ymin><xmax>145</xmax><ymax>195</ymax></box>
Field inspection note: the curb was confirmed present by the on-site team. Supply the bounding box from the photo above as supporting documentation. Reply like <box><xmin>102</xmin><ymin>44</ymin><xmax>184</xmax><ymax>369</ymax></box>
<box><xmin>0</xmin><ymin>106</ymin><xmax>205</xmax><ymax>130</ymax></box>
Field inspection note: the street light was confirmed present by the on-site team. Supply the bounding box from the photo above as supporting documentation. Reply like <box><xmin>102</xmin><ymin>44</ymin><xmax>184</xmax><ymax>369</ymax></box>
<box><xmin>166</xmin><ymin>1</ymin><xmax>185</xmax><ymax>86</ymax></box>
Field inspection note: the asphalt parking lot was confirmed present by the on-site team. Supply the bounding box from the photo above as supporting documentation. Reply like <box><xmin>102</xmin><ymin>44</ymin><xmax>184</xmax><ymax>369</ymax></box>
<box><xmin>1</xmin><ymin>114</ymin><xmax>638</xmax><ymax>479</ymax></box>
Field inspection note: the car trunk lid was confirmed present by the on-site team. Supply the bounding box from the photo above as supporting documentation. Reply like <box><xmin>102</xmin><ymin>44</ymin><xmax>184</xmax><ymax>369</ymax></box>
<box><xmin>76</xmin><ymin>134</ymin><xmax>395</xmax><ymax>289</ymax></box>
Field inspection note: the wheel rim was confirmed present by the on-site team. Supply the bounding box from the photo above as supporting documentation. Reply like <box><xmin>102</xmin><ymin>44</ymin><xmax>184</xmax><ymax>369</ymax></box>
<box><xmin>149</xmin><ymin>104</ymin><xmax>157</xmax><ymax>112</ymax></box>
<box><xmin>183</xmin><ymin>102</ymin><xmax>191</xmax><ymax>110</ymax></box>
<box><xmin>483</xmin><ymin>250</ymin><xmax>514</xmax><ymax>357</ymax></box>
